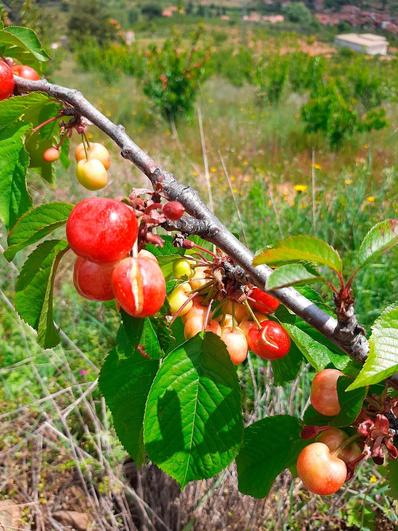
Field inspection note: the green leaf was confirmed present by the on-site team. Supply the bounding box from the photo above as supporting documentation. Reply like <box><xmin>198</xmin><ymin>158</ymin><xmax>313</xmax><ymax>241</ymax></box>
<box><xmin>5</xmin><ymin>202</ymin><xmax>73</xmax><ymax>260</ymax></box>
<box><xmin>253</xmin><ymin>235</ymin><xmax>342</xmax><ymax>273</ymax></box>
<box><xmin>236</xmin><ymin>415</ymin><xmax>304</xmax><ymax>498</ymax></box>
<box><xmin>0</xmin><ymin>93</ymin><xmax>52</xmax><ymax>131</ymax></box>
<box><xmin>303</xmin><ymin>376</ymin><xmax>366</xmax><ymax>427</ymax></box>
<box><xmin>347</xmin><ymin>305</ymin><xmax>398</xmax><ymax>390</ymax></box>
<box><xmin>0</xmin><ymin>125</ymin><xmax>31</xmax><ymax>228</ymax></box>
<box><xmin>144</xmin><ymin>333</ymin><xmax>243</xmax><ymax>487</ymax></box>
<box><xmin>15</xmin><ymin>239</ymin><xmax>68</xmax><ymax>348</ymax></box>
<box><xmin>283</xmin><ymin>323</ymin><xmax>331</xmax><ymax>371</ymax></box>
<box><xmin>0</xmin><ymin>26</ymin><xmax>49</xmax><ymax>68</ymax></box>
<box><xmin>118</xmin><ymin>312</ymin><xmax>163</xmax><ymax>360</ymax></box>
<box><xmin>357</xmin><ymin>219</ymin><xmax>398</xmax><ymax>267</ymax></box>
<box><xmin>99</xmin><ymin>349</ymin><xmax>159</xmax><ymax>466</ymax></box>
<box><xmin>271</xmin><ymin>342</ymin><xmax>303</xmax><ymax>386</ymax></box>
<box><xmin>266</xmin><ymin>263</ymin><xmax>320</xmax><ymax>289</ymax></box>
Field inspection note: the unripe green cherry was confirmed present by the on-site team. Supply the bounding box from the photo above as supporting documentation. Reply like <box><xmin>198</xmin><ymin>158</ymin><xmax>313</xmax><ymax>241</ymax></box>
<box><xmin>173</xmin><ymin>258</ymin><xmax>194</xmax><ymax>279</ymax></box>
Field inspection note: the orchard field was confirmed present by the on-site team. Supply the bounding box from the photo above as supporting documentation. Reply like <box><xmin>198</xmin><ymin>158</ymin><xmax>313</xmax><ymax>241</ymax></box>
<box><xmin>2</xmin><ymin>3</ymin><xmax>398</xmax><ymax>530</ymax></box>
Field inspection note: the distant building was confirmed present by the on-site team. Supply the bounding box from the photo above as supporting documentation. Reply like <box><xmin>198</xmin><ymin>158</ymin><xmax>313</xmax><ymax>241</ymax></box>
<box><xmin>335</xmin><ymin>33</ymin><xmax>388</xmax><ymax>55</ymax></box>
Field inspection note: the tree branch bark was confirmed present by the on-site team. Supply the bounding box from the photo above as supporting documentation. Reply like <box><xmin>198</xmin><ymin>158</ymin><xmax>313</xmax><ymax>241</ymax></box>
<box><xmin>14</xmin><ymin>76</ymin><xmax>376</xmax><ymax>373</ymax></box>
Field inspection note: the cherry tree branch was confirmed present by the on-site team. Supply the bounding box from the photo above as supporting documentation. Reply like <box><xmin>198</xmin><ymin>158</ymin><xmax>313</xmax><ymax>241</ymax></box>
<box><xmin>14</xmin><ymin>76</ymin><xmax>373</xmax><ymax>369</ymax></box>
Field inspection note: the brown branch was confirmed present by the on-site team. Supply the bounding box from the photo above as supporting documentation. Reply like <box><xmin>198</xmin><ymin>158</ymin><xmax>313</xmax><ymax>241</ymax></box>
<box><xmin>14</xmin><ymin>75</ymin><xmax>386</xmax><ymax>380</ymax></box>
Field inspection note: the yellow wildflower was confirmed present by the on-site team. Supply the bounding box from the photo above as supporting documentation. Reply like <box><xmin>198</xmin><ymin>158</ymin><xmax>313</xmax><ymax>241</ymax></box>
<box><xmin>345</xmin><ymin>178</ymin><xmax>353</xmax><ymax>185</ymax></box>
<box><xmin>294</xmin><ymin>184</ymin><xmax>308</xmax><ymax>193</ymax></box>
<box><xmin>367</xmin><ymin>196</ymin><xmax>376</xmax><ymax>203</ymax></box>
<box><xmin>312</xmin><ymin>163</ymin><xmax>321</xmax><ymax>170</ymax></box>
<box><xmin>210</xmin><ymin>166</ymin><xmax>217</xmax><ymax>174</ymax></box>
<box><xmin>370</xmin><ymin>475</ymin><xmax>377</xmax><ymax>484</ymax></box>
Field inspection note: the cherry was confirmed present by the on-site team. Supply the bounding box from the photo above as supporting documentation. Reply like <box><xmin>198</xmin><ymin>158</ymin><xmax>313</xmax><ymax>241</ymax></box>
<box><xmin>112</xmin><ymin>256</ymin><xmax>166</xmax><ymax>317</ymax></box>
<box><xmin>182</xmin><ymin>302</ymin><xmax>207</xmax><ymax>323</ymax></box>
<box><xmin>222</xmin><ymin>300</ymin><xmax>248</xmax><ymax>323</ymax></box>
<box><xmin>221</xmin><ymin>326</ymin><xmax>248</xmax><ymax>365</ymax></box>
<box><xmin>297</xmin><ymin>442</ymin><xmax>347</xmax><ymax>495</ymax></box>
<box><xmin>173</xmin><ymin>258</ymin><xmax>194</xmax><ymax>279</ymax></box>
<box><xmin>238</xmin><ymin>319</ymin><xmax>256</xmax><ymax>338</ymax></box>
<box><xmin>163</xmin><ymin>201</ymin><xmax>185</xmax><ymax>220</ymax></box>
<box><xmin>66</xmin><ymin>198</ymin><xmax>138</xmax><ymax>263</ymax></box>
<box><xmin>75</xmin><ymin>142</ymin><xmax>111</xmax><ymax>170</ymax></box>
<box><xmin>138</xmin><ymin>249</ymin><xmax>157</xmax><ymax>262</ymax></box>
<box><xmin>184</xmin><ymin>314</ymin><xmax>221</xmax><ymax>339</ymax></box>
<box><xmin>43</xmin><ymin>147</ymin><xmax>60</xmax><ymax>162</ymax></box>
<box><xmin>249</xmin><ymin>287</ymin><xmax>280</xmax><ymax>314</ymax></box>
<box><xmin>0</xmin><ymin>60</ymin><xmax>14</xmax><ymax>100</ymax></box>
<box><xmin>318</xmin><ymin>427</ymin><xmax>362</xmax><ymax>464</ymax></box>
<box><xmin>168</xmin><ymin>282</ymin><xmax>193</xmax><ymax>316</ymax></box>
<box><xmin>247</xmin><ymin>320</ymin><xmax>290</xmax><ymax>360</ymax></box>
<box><xmin>13</xmin><ymin>64</ymin><xmax>40</xmax><ymax>80</ymax></box>
<box><xmin>311</xmin><ymin>369</ymin><xmax>343</xmax><ymax>417</ymax></box>
<box><xmin>76</xmin><ymin>159</ymin><xmax>108</xmax><ymax>190</ymax></box>
<box><xmin>190</xmin><ymin>266</ymin><xmax>210</xmax><ymax>290</ymax></box>
<box><xmin>73</xmin><ymin>256</ymin><xmax>116</xmax><ymax>301</ymax></box>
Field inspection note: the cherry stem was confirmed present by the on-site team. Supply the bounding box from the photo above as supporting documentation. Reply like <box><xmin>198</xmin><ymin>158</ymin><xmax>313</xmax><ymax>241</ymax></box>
<box><xmin>81</xmin><ymin>133</ymin><xmax>89</xmax><ymax>159</ymax></box>
<box><xmin>190</xmin><ymin>242</ymin><xmax>217</xmax><ymax>259</ymax></box>
<box><xmin>243</xmin><ymin>299</ymin><xmax>261</xmax><ymax>328</ymax></box>
<box><xmin>32</xmin><ymin>113</ymin><xmax>62</xmax><ymax>134</ymax></box>
<box><xmin>203</xmin><ymin>299</ymin><xmax>213</xmax><ymax>331</ymax></box>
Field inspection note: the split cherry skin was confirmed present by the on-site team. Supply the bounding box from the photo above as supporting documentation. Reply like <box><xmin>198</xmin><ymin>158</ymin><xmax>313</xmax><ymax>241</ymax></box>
<box><xmin>73</xmin><ymin>256</ymin><xmax>116</xmax><ymax>301</ymax></box>
<box><xmin>247</xmin><ymin>320</ymin><xmax>290</xmax><ymax>360</ymax></box>
<box><xmin>66</xmin><ymin>198</ymin><xmax>138</xmax><ymax>263</ymax></box>
<box><xmin>112</xmin><ymin>256</ymin><xmax>166</xmax><ymax>318</ymax></box>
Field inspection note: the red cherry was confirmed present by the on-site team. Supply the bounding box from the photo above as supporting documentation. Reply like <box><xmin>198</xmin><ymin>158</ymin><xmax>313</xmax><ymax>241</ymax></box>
<box><xmin>247</xmin><ymin>320</ymin><xmax>290</xmax><ymax>360</ymax></box>
<box><xmin>297</xmin><ymin>442</ymin><xmax>347</xmax><ymax>495</ymax></box>
<box><xmin>0</xmin><ymin>60</ymin><xmax>15</xmax><ymax>100</ymax></box>
<box><xmin>163</xmin><ymin>201</ymin><xmax>185</xmax><ymax>220</ymax></box>
<box><xmin>248</xmin><ymin>287</ymin><xmax>280</xmax><ymax>314</ymax></box>
<box><xmin>12</xmin><ymin>64</ymin><xmax>40</xmax><ymax>80</ymax></box>
<box><xmin>73</xmin><ymin>256</ymin><xmax>116</xmax><ymax>301</ymax></box>
<box><xmin>112</xmin><ymin>256</ymin><xmax>166</xmax><ymax>317</ymax></box>
<box><xmin>310</xmin><ymin>369</ymin><xmax>343</xmax><ymax>416</ymax></box>
<box><xmin>66</xmin><ymin>198</ymin><xmax>138</xmax><ymax>263</ymax></box>
<box><xmin>43</xmin><ymin>147</ymin><xmax>60</xmax><ymax>162</ymax></box>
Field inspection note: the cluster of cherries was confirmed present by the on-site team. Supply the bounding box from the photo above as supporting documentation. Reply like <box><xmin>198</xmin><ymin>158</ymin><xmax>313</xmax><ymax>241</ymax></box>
<box><xmin>67</xmin><ymin>197</ymin><xmax>166</xmax><ymax>317</ymax></box>
<box><xmin>167</xmin><ymin>261</ymin><xmax>291</xmax><ymax>365</ymax></box>
<box><xmin>297</xmin><ymin>368</ymin><xmax>362</xmax><ymax>496</ymax></box>
<box><xmin>0</xmin><ymin>58</ymin><xmax>40</xmax><ymax>99</ymax></box>
<box><xmin>65</xmin><ymin>192</ymin><xmax>292</xmax><ymax>367</ymax></box>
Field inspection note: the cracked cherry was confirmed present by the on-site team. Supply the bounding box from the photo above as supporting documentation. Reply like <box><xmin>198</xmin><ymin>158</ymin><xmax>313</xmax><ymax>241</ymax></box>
<box><xmin>249</xmin><ymin>287</ymin><xmax>280</xmax><ymax>314</ymax></box>
<box><xmin>247</xmin><ymin>320</ymin><xmax>290</xmax><ymax>360</ymax></box>
<box><xmin>13</xmin><ymin>64</ymin><xmax>40</xmax><ymax>80</ymax></box>
<box><xmin>163</xmin><ymin>201</ymin><xmax>185</xmax><ymax>220</ymax></box>
<box><xmin>311</xmin><ymin>369</ymin><xmax>342</xmax><ymax>417</ymax></box>
<box><xmin>297</xmin><ymin>442</ymin><xmax>347</xmax><ymax>495</ymax></box>
<box><xmin>112</xmin><ymin>256</ymin><xmax>166</xmax><ymax>317</ymax></box>
<box><xmin>0</xmin><ymin>60</ymin><xmax>14</xmax><ymax>100</ymax></box>
<box><xmin>73</xmin><ymin>256</ymin><xmax>116</xmax><ymax>301</ymax></box>
<box><xmin>66</xmin><ymin>198</ymin><xmax>138</xmax><ymax>263</ymax></box>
